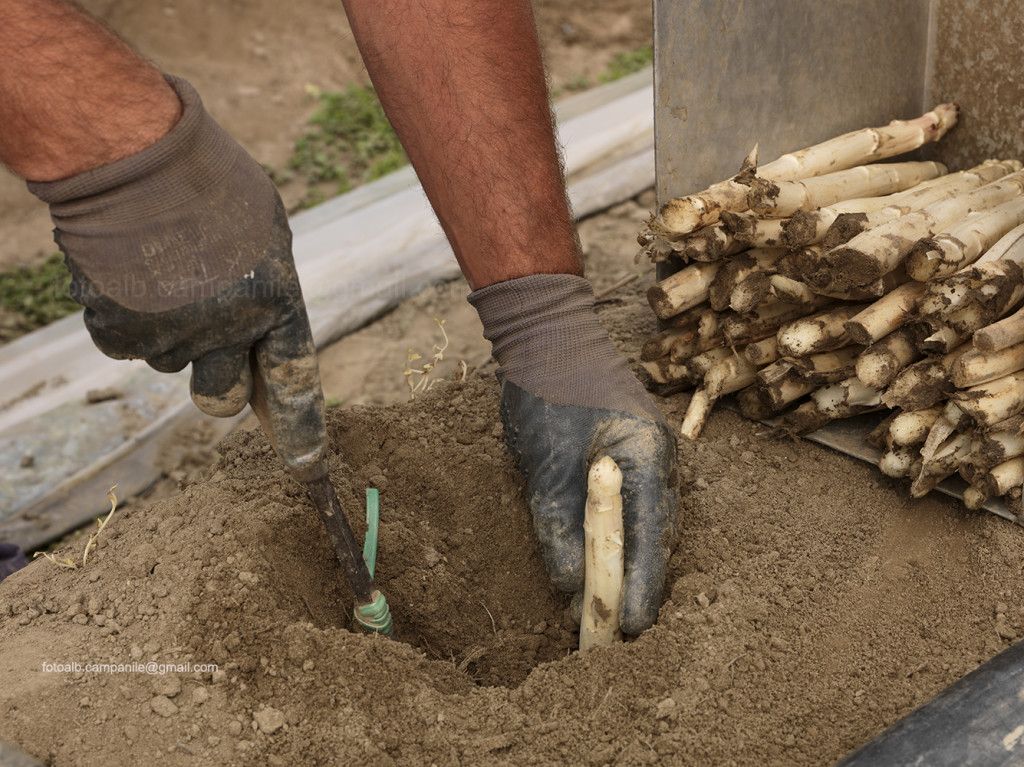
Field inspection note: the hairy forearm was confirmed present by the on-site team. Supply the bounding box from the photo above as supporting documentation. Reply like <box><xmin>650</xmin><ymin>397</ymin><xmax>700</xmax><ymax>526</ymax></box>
<box><xmin>0</xmin><ymin>0</ymin><xmax>180</xmax><ymax>181</ymax></box>
<box><xmin>340</xmin><ymin>0</ymin><xmax>583</xmax><ymax>288</ymax></box>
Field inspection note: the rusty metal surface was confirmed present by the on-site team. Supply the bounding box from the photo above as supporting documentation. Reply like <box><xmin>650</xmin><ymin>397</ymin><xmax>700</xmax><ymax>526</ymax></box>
<box><xmin>653</xmin><ymin>0</ymin><xmax>931</xmax><ymax>207</ymax></box>
<box><xmin>928</xmin><ymin>0</ymin><xmax>1024</xmax><ymax>171</ymax></box>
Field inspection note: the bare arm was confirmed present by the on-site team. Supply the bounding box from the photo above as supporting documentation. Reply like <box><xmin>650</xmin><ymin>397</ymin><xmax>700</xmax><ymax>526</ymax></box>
<box><xmin>0</xmin><ymin>0</ymin><xmax>180</xmax><ymax>181</ymax></box>
<box><xmin>340</xmin><ymin>0</ymin><xmax>583</xmax><ymax>288</ymax></box>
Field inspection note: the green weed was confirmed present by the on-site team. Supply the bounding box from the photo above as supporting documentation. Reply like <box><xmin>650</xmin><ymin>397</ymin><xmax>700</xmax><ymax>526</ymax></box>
<box><xmin>289</xmin><ymin>84</ymin><xmax>408</xmax><ymax>210</ymax></box>
<box><xmin>599</xmin><ymin>45</ymin><xmax>654</xmax><ymax>83</ymax></box>
<box><xmin>0</xmin><ymin>252</ymin><xmax>79</xmax><ymax>343</ymax></box>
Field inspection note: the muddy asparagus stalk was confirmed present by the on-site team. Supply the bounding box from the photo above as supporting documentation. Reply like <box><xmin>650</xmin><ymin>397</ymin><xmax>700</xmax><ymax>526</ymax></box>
<box><xmin>747</xmin><ymin>161</ymin><xmax>946</xmax><ymax>218</ymax></box>
<box><xmin>948</xmin><ymin>370</ymin><xmax>1024</xmax><ymax>429</ymax></box>
<box><xmin>708</xmin><ymin>247</ymin><xmax>785</xmax><ymax>311</ymax></box>
<box><xmin>888</xmin><ymin>406</ymin><xmax>944</xmax><ymax>447</ymax></box>
<box><xmin>720</xmin><ymin>297</ymin><xmax>832</xmax><ymax>346</ymax></box>
<box><xmin>782</xmin><ymin>377</ymin><xmax>884</xmax><ymax>434</ymax></box>
<box><xmin>647</xmin><ymin>260</ymin><xmax>722</xmax><ymax>320</ymax></box>
<box><xmin>880</xmin><ymin>344</ymin><xmax>967</xmax><ymax>411</ymax></box>
<box><xmin>856</xmin><ymin>327</ymin><xmax>923</xmax><ymax>389</ymax></box>
<box><xmin>966</xmin><ymin>456</ymin><xmax>1024</xmax><ymax>510</ymax></box>
<box><xmin>775</xmin><ymin>303</ymin><xmax>867</xmax><ymax>357</ymax></box>
<box><xmin>786</xmin><ymin>345</ymin><xmax>863</xmax><ymax>384</ymax></box>
<box><xmin>905</xmin><ymin>199</ymin><xmax>1024</xmax><ymax>281</ymax></box>
<box><xmin>817</xmin><ymin>161</ymin><xmax>1022</xmax><ymax>250</ymax></box>
<box><xmin>959</xmin><ymin>429</ymin><xmax>1024</xmax><ymax>485</ymax></box>
<box><xmin>879</xmin><ymin>444</ymin><xmax>918</xmax><ymax>478</ymax></box>
<box><xmin>952</xmin><ymin>341</ymin><xmax>1024</xmax><ymax>388</ymax></box>
<box><xmin>649</xmin><ymin>104</ymin><xmax>959</xmax><ymax>236</ymax></box>
<box><xmin>780</xmin><ymin>170</ymin><xmax>988</xmax><ymax>249</ymax></box>
<box><xmin>844</xmin><ymin>281</ymin><xmax>929</xmax><ymax>345</ymax></box>
<box><xmin>911</xmin><ymin>431</ymin><xmax>973</xmax><ymax>498</ymax></box>
<box><xmin>719</xmin><ymin>212</ymin><xmax>788</xmax><ymax>248</ymax></box>
<box><xmin>810</xmin><ymin>169</ymin><xmax>1024</xmax><ymax>295</ymax></box>
<box><xmin>680</xmin><ymin>353</ymin><xmax>760</xmax><ymax>439</ymax></box>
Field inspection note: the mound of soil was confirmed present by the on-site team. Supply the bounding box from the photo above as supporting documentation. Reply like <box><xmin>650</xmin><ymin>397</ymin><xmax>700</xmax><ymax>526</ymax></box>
<box><xmin>3</xmin><ymin>277</ymin><xmax>1023</xmax><ymax>766</ymax></box>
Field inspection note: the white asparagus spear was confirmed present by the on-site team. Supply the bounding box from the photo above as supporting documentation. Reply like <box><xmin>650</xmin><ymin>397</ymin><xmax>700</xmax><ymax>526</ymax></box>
<box><xmin>776</xmin><ymin>304</ymin><xmax>867</xmax><ymax>357</ymax></box>
<box><xmin>651</xmin><ymin>104</ymin><xmax>959</xmax><ymax>235</ymax></box>
<box><xmin>641</xmin><ymin>326</ymin><xmax>697</xmax><ymax>362</ymax></box>
<box><xmin>911</xmin><ymin>432</ymin><xmax>973</xmax><ymax>498</ymax></box>
<box><xmin>818</xmin><ymin>161</ymin><xmax>1022</xmax><ymax>249</ymax></box>
<box><xmin>952</xmin><ymin>342</ymin><xmax>1024</xmax><ymax>388</ymax></box>
<box><xmin>879</xmin><ymin>445</ymin><xmax>917</xmax><ymax>478</ymax></box>
<box><xmin>812</xmin><ymin>169</ymin><xmax>1024</xmax><ymax>294</ymax></box>
<box><xmin>916</xmin><ymin>261</ymin><xmax>1024</xmax><ymax>323</ymax></box>
<box><xmin>580</xmin><ymin>456</ymin><xmax>624</xmax><ymax>651</ymax></box>
<box><xmin>856</xmin><ymin>327</ymin><xmax>922</xmax><ymax>389</ymax></box>
<box><xmin>670</xmin><ymin>223</ymin><xmax>746</xmax><ymax>262</ymax></box>
<box><xmin>960</xmin><ymin>430</ymin><xmax>1024</xmax><ymax>483</ymax></box>
<box><xmin>780</xmin><ymin>169</ymin><xmax>995</xmax><ymax>248</ymax></box>
<box><xmin>742</xmin><ymin>337</ymin><xmax>780</xmax><ymax>367</ymax></box>
<box><xmin>641</xmin><ymin>358</ymin><xmax>694</xmax><ymax>387</ymax></box>
<box><xmin>977</xmin><ymin>457</ymin><xmax>1024</xmax><ymax>502</ymax></box>
<box><xmin>950</xmin><ymin>370</ymin><xmax>1024</xmax><ymax>429</ymax></box>
<box><xmin>680</xmin><ymin>355</ymin><xmax>759</xmax><ymax>439</ymax></box>
<box><xmin>889</xmin><ymin>406</ymin><xmax>944</xmax><ymax>447</ymax></box>
<box><xmin>974</xmin><ymin>305</ymin><xmax>1024</xmax><ymax>353</ymax></box>
<box><xmin>905</xmin><ymin>198</ymin><xmax>1024</xmax><ymax>281</ymax></box>
<box><xmin>684</xmin><ymin>347</ymin><xmax>734</xmax><ymax>382</ymax></box>
<box><xmin>747</xmin><ymin>161</ymin><xmax>946</xmax><ymax>218</ymax></box>
<box><xmin>787</xmin><ymin>345</ymin><xmax>863</xmax><ymax>384</ymax></box>
<box><xmin>720</xmin><ymin>297</ymin><xmax>832</xmax><ymax>345</ymax></box>
<box><xmin>719</xmin><ymin>212</ymin><xmax>787</xmax><ymax>248</ymax></box>
<box><xmin>844</xmin><ymin>281</ymin><xmax>928</xmax><ymax>345</ymax></box>
<box><xmin>647</xmin><ymin>261</ymin><xmax>722</xmax><ymax>319</ymax></box>
<box><xmin>783</xmin><ymin>378</ymin><xmax>884</xmax><ymax>434</ymax></box>
<box><xmin>880</xmin><ymin>344</ymin><xmax>967</xmax><ymax>411</ymax></box>
<box><xmin>709</xmin><ymin>247</ymin><xmax>785</xmax><ymax>311</ymax></box>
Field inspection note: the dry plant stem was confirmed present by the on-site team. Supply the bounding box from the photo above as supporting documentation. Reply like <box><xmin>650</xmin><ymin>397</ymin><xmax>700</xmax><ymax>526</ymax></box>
<box><xmin>920</xmin><ymin>414</ymin><xmax>958</xmax><ymax>463</ymax></box>
<box><xmin>653</xmin><ymin>104</ymin><xmax>959</xmax><ymax>235</ymax></box>
<box><xmin>906</xmin><ymin>198</ymin><xmax>1024</xmax><ymax>281</ymax></box>
<box><xmin>879</xmin><ymin>445</ymin><xmax>917</xmax><ymax>478</ymax></box>
<box><xmin>814</xmin><ymin>169</ymin><xmax>1024</xmax><ymax>294</ymax></box>
<box><xmin>747</xmin><ymin>161</ymin><xmax>946</xmax><ymax>218</ymax></box>
<box><xmin>952</xmin><ymin>342</ymin><xmax>1024</xmax><ymax>388</ymax></box>
<box><xmin>844</xmin><ymin>281</ymin><xmax>929</xmax><ymax>345</ymax></box>
<box><xmin>776</xmin><ymin>304</ymin><xmax>867</xmax><ymax>357</ymax></box>
<box><xmin>880</xmin><ymin>344</ymin><xmax>966</xmax><ymax>411</ymax></box>
<box><xmin>580</xmin><ymin>456</ymin><xmax>624</xmax><ymax>651</ymax></box>
<box><xmin>889</xmin><ymin>406</ymin><xmax>944</xmax><ymax>447</ymax></box>
<box><xmin>857</xmin><ymin>328</ymin><xmax>922</xmax><ymax>389</ymax></box>
<box><xmin>647</xmin><ymin>261</ymin><xmax>721</xmax><ymax>320</ymax></box>
<box><xmin>951</xmin><ymin>370</ymin><xmax>1024</xmax><ymax>428</ymax></box>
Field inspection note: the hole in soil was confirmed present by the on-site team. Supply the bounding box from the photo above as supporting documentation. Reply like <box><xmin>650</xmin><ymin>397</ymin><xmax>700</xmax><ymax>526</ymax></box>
<box><xmin>251</xmin><ymin>391</ymin><xmax>582</xmax><ymax>688</ymax></box>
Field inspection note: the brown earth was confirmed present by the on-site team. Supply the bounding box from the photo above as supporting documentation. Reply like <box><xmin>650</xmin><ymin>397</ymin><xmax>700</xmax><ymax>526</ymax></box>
<box><xmin>4</xmin><ymin>3</ymin><xmax>1024</xmax><ymax>767</ymax></box>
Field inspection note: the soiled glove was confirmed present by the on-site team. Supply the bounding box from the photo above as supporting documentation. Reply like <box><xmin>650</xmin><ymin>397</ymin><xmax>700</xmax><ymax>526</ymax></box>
<box><xmin>469</xmin><ymin>274</ymin><xmax>677</xmax><ymax>635</ymax></box>
<box><xmin>28</xmin><ymin>75</ymin><xmax>327</xmax><ymax>479</ymax></box>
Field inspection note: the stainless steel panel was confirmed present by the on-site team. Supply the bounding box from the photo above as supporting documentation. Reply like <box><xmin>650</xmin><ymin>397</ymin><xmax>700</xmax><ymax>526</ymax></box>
<box><xmin>654</xmin><ymin>0</ymin><xmax>931</xmax><ymax>206</ymax></box>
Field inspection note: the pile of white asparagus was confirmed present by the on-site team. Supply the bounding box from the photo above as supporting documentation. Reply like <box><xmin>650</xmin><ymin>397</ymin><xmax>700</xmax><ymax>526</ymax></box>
<box><xmin>638</xmin><ymin>103</ymin><xmax>1024</xmax><ymax>515</ymax></box>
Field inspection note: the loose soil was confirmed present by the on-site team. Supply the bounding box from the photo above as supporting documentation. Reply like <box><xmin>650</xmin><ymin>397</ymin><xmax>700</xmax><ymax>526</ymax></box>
<box><xmin>4</xmin><ymin>3</ymin><xmax>1024</xmax><ymax>767</ymax></box>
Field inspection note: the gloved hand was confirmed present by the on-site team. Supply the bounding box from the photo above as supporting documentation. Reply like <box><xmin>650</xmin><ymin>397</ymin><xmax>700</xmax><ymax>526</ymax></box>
<box><xmin>469</xmin><ymin>274</ymin><xmax>678</xmax><ymax>635</ymax></box>
<box><xmin>28</xmin><ymin>75</ymin><xmax>327</xmax><ymax>480</ymax></box>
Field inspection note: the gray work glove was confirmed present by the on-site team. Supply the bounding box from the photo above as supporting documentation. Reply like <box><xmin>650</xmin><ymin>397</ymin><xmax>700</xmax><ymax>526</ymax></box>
<box><xmin>28</xmin><ymin>75</ymin><xmax>327</xmax><ymax>479</ymax></box>
<box><xmin>469</xmin><ymin>274</ymin><xmax>678</xmax><ymax>635</ymax></box>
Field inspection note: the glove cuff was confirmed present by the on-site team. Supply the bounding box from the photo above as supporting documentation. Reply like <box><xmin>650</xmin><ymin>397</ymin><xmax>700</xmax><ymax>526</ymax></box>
<box><xmin>469</xmin><ymin>274</ymin><xmax>661</xmax><ymax>420</ymax></box>
<box><xmin>28</xmin><ymin>76</ymin><xmax>234</xmax><ymax>213</ymax></box>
